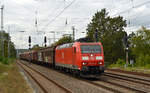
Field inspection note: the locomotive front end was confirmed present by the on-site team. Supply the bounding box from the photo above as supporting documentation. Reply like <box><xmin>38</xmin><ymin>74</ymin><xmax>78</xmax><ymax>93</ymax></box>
<box><xmin>79</xmin><ymin>43</ymin><xmax>104</xmax><ymax>75</ymax></box>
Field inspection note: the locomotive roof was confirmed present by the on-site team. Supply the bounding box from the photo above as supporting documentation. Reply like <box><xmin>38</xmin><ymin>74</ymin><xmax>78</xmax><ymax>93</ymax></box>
<box><xmin>56</xmin><ymin>43</ymin><xmax>73</xmax><ymax>49</ymax></box>
<box><xmin>56</xmin><ymin>42</ymin><xmax>102</xmax><ymax>49</ymax></box>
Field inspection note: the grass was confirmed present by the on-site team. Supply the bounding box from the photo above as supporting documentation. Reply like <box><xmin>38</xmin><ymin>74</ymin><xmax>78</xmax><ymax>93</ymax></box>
<box><xmin>108</xmin><ymin>64</ymin><xmax>150</xmax><ymax>74</ymax></box>
<box><xmin>0</xmin><ymin>61</ymin><xmax>33</xmax><ymax>93</ymax></box>
<box><xmin>108</xmin><ymin>58</ymin><xmax>150</xmax><ymax>74</ymax></box>
<box><xmin>0</xmin><ymin>57</ymin><xmax>15</xmax><ymax>65</ymax></box>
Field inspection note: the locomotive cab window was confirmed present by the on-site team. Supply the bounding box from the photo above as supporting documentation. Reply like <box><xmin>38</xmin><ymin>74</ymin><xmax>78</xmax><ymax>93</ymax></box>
<box><xmin>80</xmin><ymin>45</ymin><xmax>101</xmax><ymax>53</ymax></box>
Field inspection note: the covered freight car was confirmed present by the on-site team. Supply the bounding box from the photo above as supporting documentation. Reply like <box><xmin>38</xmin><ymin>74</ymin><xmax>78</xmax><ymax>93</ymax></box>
<box><xmin>37</xmin><ymin>47</ymin><xmax>55</xmax><ymax>67</ymax></box>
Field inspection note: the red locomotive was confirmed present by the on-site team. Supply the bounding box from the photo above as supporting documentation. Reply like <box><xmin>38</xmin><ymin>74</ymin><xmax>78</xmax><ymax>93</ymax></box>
<box><xmin>20</xmin><ymin>42</ymin><xmax>105</xmax><ymax>76</ymax></box>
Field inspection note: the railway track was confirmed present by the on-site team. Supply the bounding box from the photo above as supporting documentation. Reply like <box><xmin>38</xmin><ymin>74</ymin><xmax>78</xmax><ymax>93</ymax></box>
<box><xmin>81</xmin><ymin>79</ymin><xmax>124</xmax><ymax>93</ymax></box>
<box><xmin>96</xmin><ymin>78</ymin><xmax>147</xmax><ymax>93</ymax></box>
<box><xmin>17</xmin><ymin>60</ymin><xmax>72</xmax><ymax>93</ymax></box>
<box><xmin>80</xmin><ymin>76</ymin><xmax>147</xmax><ymax>93</ymax></box>
<box><xmin>75</xmin><ymin>75</ymin><xmax>148</xmax><ymax>93</ymax></box>
<box><xmin>54</xmin><ymin>68</ymin><xmax>149</xmax><ymax>93</ymax></box>
<box><xmin>99</xmin><ymin>72</ymin><xmax>150</xmax><ymax>93</ymax></box>
<box><xmin>104</xmin><ymin>72</ymin><xmax>150</xmax><ymax>86</ymax></box>
<box><xmin>19</xmin><ymin>60</ymin><xmax>150</xmax><ymax>93</ymax></box>
<box><xmin>22</xmin><ymin>61</ymin><xmax>123</xmax><ymax>93</ymax></box>
<box><xmin>106</xmin><ymin>68</ymin><xmax>150</xmax><ymax>77</ymax></box>
<box><xmin>19</xmin><ymin>60</ymin><xmax>112</xmax><ymax>93</ymax></box>
<box><xmin>76</xmin><ymin>73</ymin><xmax>150</xmax><ymax>92</ymax></box>
<box><xmin>19</xmin><ymin>60</ymin><xmax>127</xmax><ymax>93</ymax></box>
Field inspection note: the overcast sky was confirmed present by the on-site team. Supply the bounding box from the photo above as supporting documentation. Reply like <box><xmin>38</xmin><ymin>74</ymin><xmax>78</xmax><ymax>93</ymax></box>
<box><xmin>1</xmin><ymin>0</ymin><xmax>150</xmax><ymax>49</ymax></box>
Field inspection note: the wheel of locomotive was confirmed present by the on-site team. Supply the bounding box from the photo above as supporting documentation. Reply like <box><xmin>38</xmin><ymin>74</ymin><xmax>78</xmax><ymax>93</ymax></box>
<box><xmin>69</xmin><ymin>68</ymin><xmax>72</xmax><ymax>73</ymax></box>
<box><xmin>55</xmin><ymin>66</ymin><xmax>58</xmax><ymax>70</ymax></box>
<box><xmin>65</xmin><ymin>68</ymin><xmax>68</xmax><ymax>73</ymax></box>
<box><xmin>73</xmin><ymin>70</ymin><xmax>78</xmax><ymax>77</ymax></box>
<box><xmin>73</xmin><ymin>70</ymin><xmax>80</xmax><ymax>78</ymax></box>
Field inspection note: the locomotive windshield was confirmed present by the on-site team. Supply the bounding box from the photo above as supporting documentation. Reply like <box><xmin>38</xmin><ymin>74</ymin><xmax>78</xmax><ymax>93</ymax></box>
<box><xmin>80</xmin><ymin>45</ymin><xmax>101</xmax><ymax>53</ymax></box>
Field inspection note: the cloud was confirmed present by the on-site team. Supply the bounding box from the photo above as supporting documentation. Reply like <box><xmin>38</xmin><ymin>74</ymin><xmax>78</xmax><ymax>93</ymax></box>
<box><xmin>2</xmin><ymin>0</ymin><xmax>150</xmax><ymax>49</ymax></box>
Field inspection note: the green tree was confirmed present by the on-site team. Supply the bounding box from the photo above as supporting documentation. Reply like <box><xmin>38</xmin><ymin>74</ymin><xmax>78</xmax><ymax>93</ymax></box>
<box><xmin>131</xmin><ymin>26</ymin><xmax>150</xmax><ymax>56</ymax></box>
<box><xmin>55</xmin><ymin>36</ymin><xmax>73</xmax><ymax>46</ymax></box>
<box><xmin>130</xmin><ymin>27</ymin><xmax>150</xmax><ymax>66</ymax></box>
<box><xmin>86</xmin><ymin>8</ymin><xmax>127</xmax><ymax>65</ymax></box>
<box><xmin>0</xmin><ymin>31</ymin><xmax>16</xmax><ymax>58</ymax></box>
<box><xmin>32</xmin><ymin>44</ymin><xmax>42</xmax><ymax>50</ymax></box>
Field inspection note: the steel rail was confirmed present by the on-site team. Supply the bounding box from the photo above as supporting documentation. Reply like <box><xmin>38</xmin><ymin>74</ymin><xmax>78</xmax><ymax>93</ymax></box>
<box><xmin>17</xmin><ymin>61</ymin><xmax>72</xmax><ymax>93</ymax></box>
<box><xmin>105</xmin><ymin>72</ymin><xmax>150</xmax><ymax>82</ymax></box>
<box><xmin>20</xmin><ymin>60</ymin><xmax>123</xmax><ymax>93</ymax></box>
<box><xmin>17</xmin><ymin>61</ymin><xmax>48</xmax><ymax>93</ymax></box>
<box><xmin>19</xmin><ymin>60</ymin><xmax>146</xmax><ymax>93</ymax></box>
<box><xmin>100</xmin><ymin>79</ymin><xmax>147</xmax><ymax>93</ymax></box>
<box><xmin>106</xmin><ymin>68</ymin><xmax>150</xmax><ymax>77</ymax></box>
<box><xmin>104</xmin><ymin>73</ymin><xmax>150</xmax><ymax>86</ymax></box>
<box><xmin>82</xmin><ymin>80</ymin><xmax>122</xmax><ymax>93</ymax></box>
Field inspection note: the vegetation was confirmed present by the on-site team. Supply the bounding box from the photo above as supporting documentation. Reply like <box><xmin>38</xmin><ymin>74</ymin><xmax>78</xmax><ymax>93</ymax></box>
<box><xmin>0</xmin><ymin>31</ymin><xmax>16</xmax><ymax>61</ymax></box>
<box><xmin>0</xmin><ymin>57</ymin><xmax>15</xmax><ymax>65</ymax></box>
<box><xmin>0</xmin><ymin>62</ymin><xmax>33</xmax><ymax>93</ymax></box>
<box><xmin>129</xmin><ymin>27</ymin><xmax>150</xmax><ymax>68</ymax></box>
<box><xmin>86</xmin><ymin>8</ymin><xmax>127</xmax><ymax>66</ymax></box>
<box><xmin>0</xmin><ymin>30</ymin><xmax>32</xmax><ymax>93</ymax></box>
<box><xmin>109</xmin><ymin>27</ymin><xmax>150</xmax><ymax>70</ymax></box>
<box><xmin>31</xmin><ymin>44</ymin><xmax>43</xmax><ymax>50</ymax></box>
<box><xmin>54</xmin><ymin>36</ymin><xmax>73</xmax><ymax>46</ymax></box>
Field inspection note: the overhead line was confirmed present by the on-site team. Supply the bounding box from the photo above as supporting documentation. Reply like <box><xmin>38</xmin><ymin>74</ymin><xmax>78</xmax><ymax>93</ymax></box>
<box><xmin>41</xmin><ymin>0</ymin><xmax>77</xmax><ymax>31</ymax></box>
<box><xmin>38</xmin><ymin>2</ymin><xmax>64</xmax><ymax>26</ymax></box>
<box><xmin>112</xmin><ymin>1</ymin><xmax>150</xmax><ymax>17</ymax></box>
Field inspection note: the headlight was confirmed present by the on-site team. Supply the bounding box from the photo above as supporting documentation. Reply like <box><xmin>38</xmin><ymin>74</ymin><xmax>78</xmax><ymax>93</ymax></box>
<box><xmin>82</xmin><ymin>62</ymin><xmax>87</xmax><ymax>65</ymax></box>
<box><xmin>82</xmin><ymin>56</ymin><xmax>89</xmax><ymax>60</ymax></box>
<box><xmin>96</xmin><ymin>56</ymin><xmax>103</xmax><ymax>60</ymax></box>
<box><xmin>98</xmin><ymin>62</ymin><xmax>102</xmax><ymax>64</ymax></box>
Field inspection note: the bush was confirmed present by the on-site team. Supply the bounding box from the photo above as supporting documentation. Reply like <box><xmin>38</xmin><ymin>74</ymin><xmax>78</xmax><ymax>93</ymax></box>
<box><xmin>135</xmin><ymin>54</ymin><xmax>150</xmax><ymax>67</ymax></box>
<box><xmin>0</xmin><ymin>57</ymin><xmax>3</xmax><ymax>61</ymax></box>
<box><xmin>109</xmin><ymin>59</ymin><xmax>126</xmax><ymax>68</ymax></box>
<box><xmin>3</xmin><ymin>58</ymin><xmax>9</xmax><ymax>64</ymax></box>
<box><xmin>0</xmin><ymin>57</ymin><xmax>15</xmax><ymax>65</ymax></box>
<box><xmin>116</xmin><ymin>58</ymin><xmax>126</xmax><ymax>66</ymax></box>
<box><xmin>145</xmin><ymin>64</ymin><xmax>150</xmax><ymax>68</ymax></box>
<box><xmin>135</xmin><ymin>54</ymin><xmax>144</xmax><ymax>66</ymax></box>
<box><xmin>145</xmin><ymin>55</ymin><xmax>150</xmax><ymax>64</ymax></box>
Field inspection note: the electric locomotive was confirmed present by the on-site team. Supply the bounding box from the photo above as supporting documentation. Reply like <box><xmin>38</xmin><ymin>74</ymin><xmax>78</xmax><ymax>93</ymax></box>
<box><xmin>55</xmin><ymin>42</ymin><xmax>104</xmax><ymax>75</ymax></box>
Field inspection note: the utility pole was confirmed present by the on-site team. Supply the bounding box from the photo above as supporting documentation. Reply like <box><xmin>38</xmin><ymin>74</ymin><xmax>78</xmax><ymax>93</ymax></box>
<box><xmin>72</xmin><ymin>26</ymin><xmax>75</xmax><ymax>42</ymax></box>
<box><xmin>0</xmin><ymin>5</ymin><xmax>4</xmax><ymax>57</ymax></box>
<box><xmin>123</xmin><ymin>34</ymin><xmax>129</xmax><ymax>67</ymax></box>
<box><xmin>126</xmin><ymin>47</ymin><xmax>129</xmax><ymax>66</ymax></box>
<box><xmin>8</xmin><ymin>40</ymin><xmax>10</xmax><ymax>58</ymax></box>
<box><xmin>7</xmin><ymin>26</ymin><xmax>10</xmax><ymax>58</ymax></box>
<box><xmin>35</xmin><ymin>10</ymin><xmax>38</xmax><ymax>32</ymax></box>
<box><xmin>1</xmin><ymin>5</ymin><xmax>4</xmax><ymax>31</ymax></box>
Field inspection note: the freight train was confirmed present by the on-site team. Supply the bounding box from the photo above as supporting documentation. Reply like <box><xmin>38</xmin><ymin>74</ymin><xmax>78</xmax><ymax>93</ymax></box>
<box><xmin>20</xmin><ymin>42</ymin><xmax>105</xmax><ymax>76</ymax></box>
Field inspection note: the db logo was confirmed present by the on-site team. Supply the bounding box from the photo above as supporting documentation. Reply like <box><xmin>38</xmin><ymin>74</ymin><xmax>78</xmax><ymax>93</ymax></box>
<box><xmin>90</xmin><ymin>57</ymin><xmax>94</xmax><ymax>60</ymax></box>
